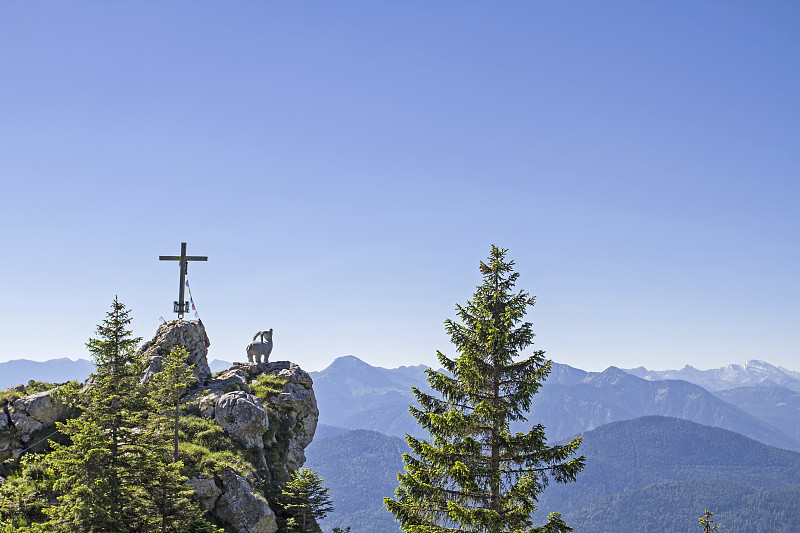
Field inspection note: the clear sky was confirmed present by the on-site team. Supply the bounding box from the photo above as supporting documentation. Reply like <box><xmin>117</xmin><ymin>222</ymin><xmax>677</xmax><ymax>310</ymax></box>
<box><xmin>1</xmin><ymin>2</ymin><xmax>797</xmax><ymax>373</ymax></box>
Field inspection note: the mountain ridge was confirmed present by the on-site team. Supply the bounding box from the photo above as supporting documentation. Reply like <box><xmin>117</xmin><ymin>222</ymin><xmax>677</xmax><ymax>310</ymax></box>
<box><xmin>309</xmin><ymin>355</ymin><xmax>800</xmax><ymax>452</ymax></box>
<box><xmin>0</xmin><ymin>358</ymin><xmax>95</xmax><ymax>389</ymax></box>
<box><xmin>624</xmin><ymin>359</ymin><xmax>800</xmax><ymax>392</ymax></box>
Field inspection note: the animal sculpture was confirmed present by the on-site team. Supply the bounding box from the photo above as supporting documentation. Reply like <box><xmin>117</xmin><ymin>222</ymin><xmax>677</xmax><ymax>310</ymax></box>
<box><xmin>247</xmin><ymin>329</ymin><xmax>273</xmax><ymax>364</ymax></box>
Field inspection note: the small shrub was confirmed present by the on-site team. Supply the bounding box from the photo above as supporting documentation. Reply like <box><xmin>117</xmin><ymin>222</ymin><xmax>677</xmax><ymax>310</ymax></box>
<box><xmin>223</xmin><ymin>381</ymin><xmax>246</xmax><ymax>394</ymax></box>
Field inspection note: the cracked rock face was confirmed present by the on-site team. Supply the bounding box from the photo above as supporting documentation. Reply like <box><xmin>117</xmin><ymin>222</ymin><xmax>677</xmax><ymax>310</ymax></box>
<box><xmin>214</xmin><ymin>467</ymin><xmax>278</xmax><ymax>533</ymax></box>
<box><xmin>0</xmin><ymin>432</ymin><xmax>22</xmax><ymax>468</ymax></box>
<box><xmin>1</xmin><ymin>388</ymin><xmax>71</xmax><ymax>474</ymax></box>
<box><xmin>8</xmin><ymin>390</ymin><xmax>71</xmax><ymax>440</ymax></box>
<box><xmin>139</xmin><ymin>319</ymin><xmax>211</xmax><ymax>384</ymax></box>
<box><xmin>215</xmin><ymin>391</ymin><xmax>270</xmax><ymax>449</ymax></box>
<box><xmin>188</xmin><ymin>476</ymin><xmax>222</xmax><ymax>512</ymax></box>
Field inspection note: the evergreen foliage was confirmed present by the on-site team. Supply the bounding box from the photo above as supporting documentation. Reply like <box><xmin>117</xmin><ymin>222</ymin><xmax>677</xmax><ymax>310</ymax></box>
<box><xmin>385</xmin><ymin>246</ymin><xmax>584</xmax><ymax>533</ymax></box>
<box><xmin>44</xmin><ymin>297</ymin><xmax>148</xmax><ymax>531</ymax></box>
<box><xmin>699</xmin><ymin>509</ymin><xmax>720</xmax><ymax>532</ymax></box>
<box><xmin>280</xmin><ymin>467</ymin><xmax>335</xmax><ymax>532</ymax></box>
<box><xmin>149</xmin><ymin>345</ymin><xmax>196</xmax><ymax>463</ymax></box>
<box><xmin>146</xmin><ymin>345</ymin><xmax>217</xmax><ymax>532</ymax></box>
<box><xmin>0</xmin><ymin>298</ymin><xmax>221</xmax><ymax>532</ymax></box>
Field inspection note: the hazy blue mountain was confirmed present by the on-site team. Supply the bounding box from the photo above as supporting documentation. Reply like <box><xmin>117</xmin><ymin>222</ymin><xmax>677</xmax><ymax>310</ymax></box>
<box><xmin>304</xmin><ymin>417</ymin><xmax>800</xmax><ymax>533</ymax></box>
<box><xmin>539</xmin><ymin>416</ymin><xmax>800</xmax><ymax>514</ymax></box>
<box><xmin>541</xmin><ymin>416</ymin><xmax>800</xmax><ymax>532</ymax></box>
<box><xmin>714</xmin><ymin>385</ymin><xmax>800</xmax><ymax>442</ymax></box>
<box><xmin>313</xmin><ymin>424</ymin><xmax>352</xmax><ymax>440</ymax></box>
<box><xmin>0</xmin><ymin>357</ymin><xmax>236</xmax><ymax>389</ymax></box>
<box><xmin>209</xmin><ymin>359</ymin><xmax>233</xmax><ymax>374</ymax></box>
<box><xmin>311</xmin><ymin>356</ymin><xmax>800</xmax><ymax>451</ymax></box>
<box><xmin>0</xmin><ymin>358</ymin><xmax>95</xmax><ymax>389</ymax></box>
<box><xmin>304</xmin><ymin>429</ymin><xmax>405</xmax><ymax>533</ymax></box>
<box><xmin>624</xmin><ymin>359</ymin><xmax>800</xmax><ymax>392</ymax></box>
<box><xmin>519</xmin><ymin>366</ymin><xmax>800</xmax><ymax>451</ymax></box>
<box><xmin>309</xmin><ymin>355</ymin><xmax>430</xmax><ymax>427</ymax></box>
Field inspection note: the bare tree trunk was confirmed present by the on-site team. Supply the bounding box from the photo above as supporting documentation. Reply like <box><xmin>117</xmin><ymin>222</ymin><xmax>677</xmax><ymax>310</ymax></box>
<box><xmin>490</xmin><ymin>369</ymin><xmax>501</xmax><ymax>533</ymax></box>
<box><xmin>174</xmin><ymin>399</ymin><xmax>180</xmax><ymax>463</ymax></box>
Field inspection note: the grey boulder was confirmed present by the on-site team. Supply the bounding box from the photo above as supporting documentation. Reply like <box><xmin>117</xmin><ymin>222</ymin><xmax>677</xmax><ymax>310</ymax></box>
<box><xmin>214</xmin><ymin>391</ymin><xmax>269</xmax><ymax>449</ymax></box>
<box><xmin>214</xmin><ymin>467</ymin><xmax>277</xmax><ymax>533</ymax></box>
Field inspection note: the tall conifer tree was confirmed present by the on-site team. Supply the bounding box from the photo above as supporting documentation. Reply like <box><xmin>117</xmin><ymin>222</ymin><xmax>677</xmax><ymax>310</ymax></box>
<box><xmin>45</xmin><ymin>297</ymin><xmax>149</xmax><ymax>532</ymax></box>
<box><xmin>385</xmin><ymin>246</ymin><xmax>584</xmax><ymax>533</ymax></box>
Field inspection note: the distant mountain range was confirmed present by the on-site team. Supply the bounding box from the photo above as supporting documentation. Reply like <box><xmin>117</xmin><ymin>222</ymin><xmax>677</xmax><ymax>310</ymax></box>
<box><xmin>0</xmin><ymin>358</ymin><xmax>95</xmax><ymax>389</ymax></box>
<box><xmin>714</xmin><ymin>385</ymin><xmax>800</xmax><ymax>443</ymax></box>
<box><xmin>0</xmin><ymin>358</ymin><xmax>234</xmax><ymax>389</ymax></box>
<box><xmin>306</xmin><ymin>417</ymin><xmax>800</xmax><ymax>533</ymax></box>
<box><xmin>6</xmin><ymin>355</ymin><xmax>799</xmax><ymax>452</ymax></box>
<box><xmin>309</xmin><ymin>356</ymin><xmax>800</xmax><ymax>452</ymax></box>
<box><xmin>624</xmin><ymin>359</ymin><xmax>800</xmax><ymax>392</ymax></box>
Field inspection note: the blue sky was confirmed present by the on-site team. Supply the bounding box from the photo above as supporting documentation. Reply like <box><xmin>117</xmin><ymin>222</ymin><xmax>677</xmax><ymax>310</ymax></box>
<box><xmin>1</xmin><ymin>2</ymin><xmax>797</xmax><ymax>372</ymax></box>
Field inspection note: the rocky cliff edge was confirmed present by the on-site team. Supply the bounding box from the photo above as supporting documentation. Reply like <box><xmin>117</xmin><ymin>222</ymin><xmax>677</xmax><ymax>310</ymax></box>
<box><xmin>0</xmin><ymin>320</ymin><xmax>320</xmax><ymax>533</ymax></box>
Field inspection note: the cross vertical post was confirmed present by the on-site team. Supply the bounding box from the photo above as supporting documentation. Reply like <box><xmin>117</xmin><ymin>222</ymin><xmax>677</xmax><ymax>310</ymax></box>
<box><xmin>159</xmin><ymin>242</ymin><xmax>208</xmax><ymax>319</ymax></box>
<box><xmin>178</xmin><ymin>242</ymin><xmax>187</xmax><ymax>317</ymax></box>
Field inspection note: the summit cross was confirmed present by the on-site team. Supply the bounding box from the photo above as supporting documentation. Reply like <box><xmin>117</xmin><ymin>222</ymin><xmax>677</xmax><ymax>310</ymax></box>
<box><xmin>159</xmin><ymin>242</ymin><xmax>208</xmax><ymax>319</ymax></box>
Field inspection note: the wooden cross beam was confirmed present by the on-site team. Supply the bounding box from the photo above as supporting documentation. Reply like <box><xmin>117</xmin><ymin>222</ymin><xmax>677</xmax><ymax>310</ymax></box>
<box><xmin>159</xmin><ymin>242</ymin><xmax>207</xmax><ymax>319</ymax></box>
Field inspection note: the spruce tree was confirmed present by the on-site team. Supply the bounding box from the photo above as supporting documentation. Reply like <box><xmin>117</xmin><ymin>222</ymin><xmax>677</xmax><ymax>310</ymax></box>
<box><xmin>385</xmin><ymin>246</ymin><xmax>584</xmax><ymax>533</ymax></box>
<box><xmin>280</xmin><ymin>468</ymin><xmax>334</xmax><ymax>532</ymax></box>
<box><xmin>699</xmin><ymin>509</ymin><xmax>720</xmax><ymax>532</ymax></box>
<box><xmin>8</xmin><ymin>299</ymin><xmax>220</xmax><ymax>532</ymax></box>
<box><xmin>44</xmin><ymin>297</ymin><xmax>149</xmax><ymax>532</ymax></box>
<box><xmin>149</xmin><ymin>345</ymin><xmax>196</xmax><ymax>463</ymax></box>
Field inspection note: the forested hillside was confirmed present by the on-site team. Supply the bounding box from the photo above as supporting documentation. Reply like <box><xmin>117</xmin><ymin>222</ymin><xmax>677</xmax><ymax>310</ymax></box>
<box><xmin>305</xmin><ymin>429</ymin><xmax>405</xmax><ymax>533</ymax></box>
<box><xmin>567</xmin><ymin>481</ymin><xmax>800</xmax><ymax>533</ymax></box>
<box><xmin>305</xmin><ymin>417</ymin><xmax>800</xmax><ymax>533</ymax></box>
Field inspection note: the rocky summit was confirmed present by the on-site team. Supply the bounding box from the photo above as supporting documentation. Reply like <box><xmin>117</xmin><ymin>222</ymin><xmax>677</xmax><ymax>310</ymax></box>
<box><xmin>0</xmin><ymin>319</ymin><xmax>320</xmax><ymax>533</ymax></box>
<box><xmin>140</xmin><ymin>319</ymin><xmax>213</xmax><ymax>384</ymax></box>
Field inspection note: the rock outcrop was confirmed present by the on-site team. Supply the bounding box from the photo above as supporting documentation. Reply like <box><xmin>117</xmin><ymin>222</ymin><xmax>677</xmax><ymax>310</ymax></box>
<box><xmin>139</xmin><ymin>319</ymin><xmax>211</xmax><ymax>384</ymax></box>
<box><xmin>215</xmin><ymin>467</ymin><xmax>278</xmax><ymax>533</ymax></box>
<box><xmin>185</xmin><ymin>359</ymin><xmax>319</xmax><ymax>531</ymax></box>
<box><xmin>187</xmin><ymin>475</ymin><xmax>222</xmax><ymax>512</ymax></box>
<box><xmin>0</xmin><ymin>319</ymin><xmax>319</xmax><ymax>533</ymax></box>
<box><xmin>202</xmin><ymin>361</ymin><xmax>318</xmax><ymax>469</ymax></box>
<box><xmin>10</xmin><ymin>391</ymin><xmax>72</xmax><ymax>436</ymax></box>
<box><xmin>215</xmin><ymin>391</ymin><xmax>270</xmax><ymax>449</ymax></box>
<box><xmin>0</xmin><ymin>386</ymin><xmax>73</xmax><ymax>473</ymax></box>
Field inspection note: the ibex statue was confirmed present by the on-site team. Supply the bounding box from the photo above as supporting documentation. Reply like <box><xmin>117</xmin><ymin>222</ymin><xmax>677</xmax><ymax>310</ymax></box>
<box><xmin>247</xmin><ymin>329</ymin><xmax>273</xmax><ymax>364</ymax></box>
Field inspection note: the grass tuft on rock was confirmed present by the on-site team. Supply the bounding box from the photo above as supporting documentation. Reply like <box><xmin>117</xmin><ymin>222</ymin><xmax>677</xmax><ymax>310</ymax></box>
<box><xmin>250</xmin><ymin>374</ymin><xmax>287</xmax><ymax>404</ymax></box>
